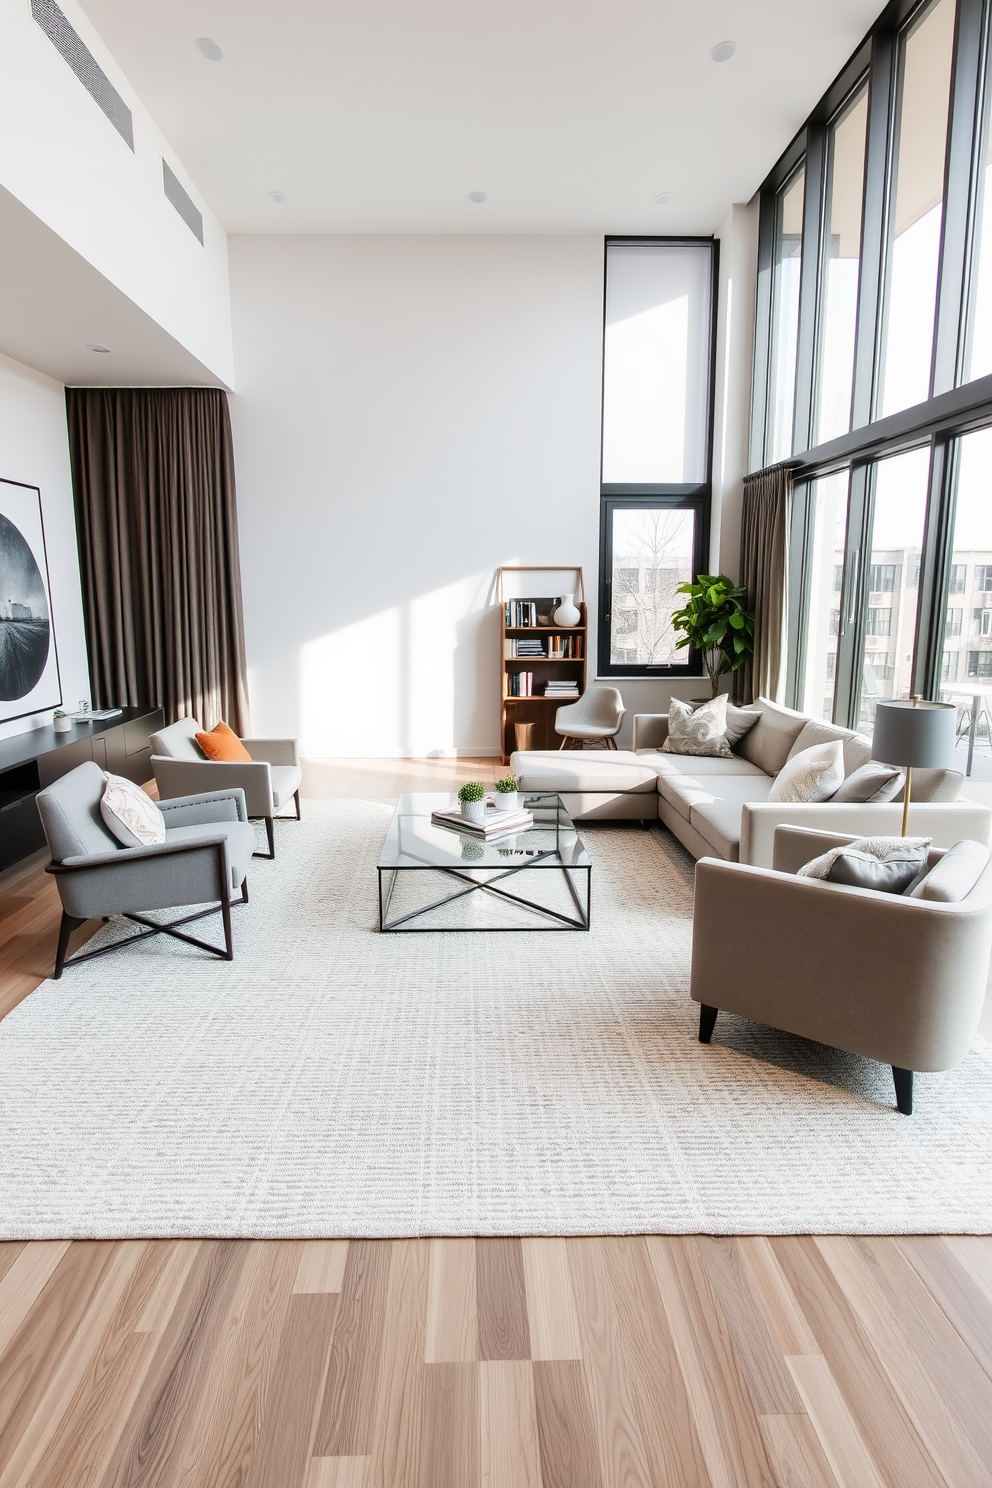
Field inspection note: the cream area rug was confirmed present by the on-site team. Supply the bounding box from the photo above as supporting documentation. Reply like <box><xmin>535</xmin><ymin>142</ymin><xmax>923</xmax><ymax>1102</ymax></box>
<box><xmin>1</xmin><ymin>797</ymin><xmax>991</xmax><ymax>1239</ymax></box>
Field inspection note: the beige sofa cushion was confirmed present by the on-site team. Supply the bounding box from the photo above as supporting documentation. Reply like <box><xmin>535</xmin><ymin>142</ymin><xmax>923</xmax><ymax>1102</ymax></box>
<box><xmin>787</xmin><ymin>719</ymin><xmax>872</xmax><ymax>778</ymax></box>
<box><xmin>908</xmin><ymin>839</ymin><xmax>991</xmax><ymax>901</ymax></box>
<box><xmin>509</xmin><ymin>750</ymin><xmax>659</xmax><ymax>794</ymax></box>
<box><xmin>636</xmin><ymin>751</ymin><xmax>768</xmax><ymax>778</ymax></box>
<box><xmin>737</xmin><ymin>698</ymin><xmax>810</xmax><ymax>775</ymax></box>
<box><xmin>684</xmin><ymin>776</ymin><xmax>774</xmax><ymax>854</ymax></box>
<box><xmin>655</xmin><ymin>767</ymin><xmax>772</xmax><ymax>824</ymax></box>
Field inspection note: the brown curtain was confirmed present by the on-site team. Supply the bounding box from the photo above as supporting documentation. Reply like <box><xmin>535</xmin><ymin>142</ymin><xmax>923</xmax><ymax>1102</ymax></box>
<box><xmin>65</xmin><ymin>388</ymin><xmax>250</xmax><ymax>732</ymax></box>
<box><xmin>736</xmin><ymin>462</ymin><xmax>793</xmax><ymax>705</ymax></box>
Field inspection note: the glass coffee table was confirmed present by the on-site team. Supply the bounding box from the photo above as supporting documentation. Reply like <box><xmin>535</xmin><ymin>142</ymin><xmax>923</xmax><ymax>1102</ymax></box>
<box><xmin>377</xmin><ymin>792</ymin><xmax>591</xmax><ymax>932</ymax></box>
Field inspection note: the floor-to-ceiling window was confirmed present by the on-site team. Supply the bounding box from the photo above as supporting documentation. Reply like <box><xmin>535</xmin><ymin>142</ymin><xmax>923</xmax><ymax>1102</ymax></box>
<box><xmin>753</xmin><ymin>0</ymin><xmax>992</xmax><ymax>785</ymax></box>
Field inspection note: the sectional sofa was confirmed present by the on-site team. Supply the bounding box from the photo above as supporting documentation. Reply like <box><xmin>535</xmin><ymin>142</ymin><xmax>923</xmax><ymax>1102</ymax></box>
<box><xmin>510</xmin><ymin>696</ymin><xmax>992</xmax><ymax>868</ymax></box>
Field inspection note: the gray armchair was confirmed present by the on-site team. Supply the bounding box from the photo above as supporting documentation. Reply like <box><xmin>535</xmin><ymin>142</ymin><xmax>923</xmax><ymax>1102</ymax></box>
<box><xmin>150</xmin><ymin>716</ymin><xmax>302</xmax><ymax>858</ymax></box>
<box><xmin>36</xmin><ymin>761</ymin><xmax>254</xmax><ymax>977</ymax></box>
<box><xmin>691</xmin><ymin>826</ymin><xmax>992</xmax><ymax>1114</ymax></box>
<box><xmin>555</xmin><ymin>686</ymin><xmax>625</xmax><ymax>749</ymax></box>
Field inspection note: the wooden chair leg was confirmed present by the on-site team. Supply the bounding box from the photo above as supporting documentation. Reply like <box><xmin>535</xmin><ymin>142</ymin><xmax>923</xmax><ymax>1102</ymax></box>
<box><xmin>253</xmin><ymin>817</ymin><xmax>276</xmax><ymax>858</ymax></box>
<box><xmin>220</xmin><ymin>882</ymin><xmax>234</xmax><ymax>961</ymax></box>
<box><xmin>293</xmin><ymin>790</ymin><xmax>302</xmax><ymax>820</ymax></box>
<box><xmin>698</xmin><ymin>1004</ymin><xmax>719</xmax><ymax>1044</ymax></box>
<box><xmin>892</xmin><ymin>1066</ymin><xmax>914</xmax><ymax>1115</ymax></box>
<box><xmin>54</xmin><ymin>912</ymin><xmax>86</xmax><ymax>980</ymax></box>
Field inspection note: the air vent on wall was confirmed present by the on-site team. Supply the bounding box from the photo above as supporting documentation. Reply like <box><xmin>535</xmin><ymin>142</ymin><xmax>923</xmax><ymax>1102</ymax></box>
<box><xmin>162</xmin><ymin>161</ymin><xmax>204</xmax><ymax>245</ymax></box>
<box><xmin>30</xmin><ymin>0</ymin><xmax>133</xmax><ymax>150</ymax></box>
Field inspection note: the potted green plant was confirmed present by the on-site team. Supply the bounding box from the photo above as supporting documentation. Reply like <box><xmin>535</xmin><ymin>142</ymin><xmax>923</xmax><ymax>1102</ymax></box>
<box><xmin>52</xmin><ymin>708</ymin><xmax>72</xmax><ymax>734</ymax></box>
<box><xmin>458</xmin><ymin>780</ymin><xmax>487</xmax><ymax>823</ymax></box>
<box><xmin>493</xmin><ymin>774</ymin><xmax>519</xmax><ymax>812</ymax></box>
<box><xmin>670</xmin><ymin>574</ymin><xmax>754</xmax><ymax>699</ymax></box>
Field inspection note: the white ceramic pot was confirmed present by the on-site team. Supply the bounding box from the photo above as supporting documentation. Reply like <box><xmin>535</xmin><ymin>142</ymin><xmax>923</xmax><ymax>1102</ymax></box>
<box><xmin>494</xmin><ymin>790</ymin><xmax>519</xmax><ymax>812</ymax></box>
<box><xmin>553</xmin><ymin>593</ymin><xmax>581</xmax><ymax>627</ymax></box>
<box><xmin>53</xmin><ymin>715</ymin><xmax>73</xmax><ymax>733</ymax></box>
<box><xmin>461</xmin><ymin>798</ymin><xmax>487</xmax><ymax>823</ymax></box>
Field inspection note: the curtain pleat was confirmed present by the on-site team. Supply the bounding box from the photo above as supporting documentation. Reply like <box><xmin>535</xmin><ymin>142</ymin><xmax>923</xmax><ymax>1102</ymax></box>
<box><xmin>736</xmin><ymin>462</ymin><xmax>793</xmax><ymax>705</ymax></box>
<box><xmin>65</xmin><ymin>388</ymin><xmax>250</xmax><ymax>732</ymax></box>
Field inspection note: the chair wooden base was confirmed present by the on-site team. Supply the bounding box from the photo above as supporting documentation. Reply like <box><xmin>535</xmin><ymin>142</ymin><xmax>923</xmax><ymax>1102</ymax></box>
<box><xmin>557</xmin><ymin>735</ymin><xmax>619</xmax><ymax>751</ymax></box>
<box><xmin>53</xmin><ymin>884</ymin><xmax>248</xmax><ymax>979</ymax></box>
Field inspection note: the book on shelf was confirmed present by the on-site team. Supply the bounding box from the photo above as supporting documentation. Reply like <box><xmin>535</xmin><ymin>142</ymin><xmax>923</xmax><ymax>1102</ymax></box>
<box><xmin>431</xmin><ymin>805</ymin><xmax>534</xmax><ymax>838</ymax></box>
<box><xmin>503</xmin><ymin>597</ymin><xmax>561</xmax><ymax>628</ymax></box>
<box><xmin>507</xmin><ymin>671</ymin><xmax>535</xmax><ymax>697</ymax></box>
<box><xmin>504</xmin><ymin>633</ymin><xmax>582</xmax><ymax>659</ymax></box>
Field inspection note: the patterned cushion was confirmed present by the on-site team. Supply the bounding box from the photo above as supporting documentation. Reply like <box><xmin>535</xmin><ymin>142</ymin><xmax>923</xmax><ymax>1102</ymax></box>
<box><xmin>662</xmin><ymin>695</ymin><xmax>732</xmax><ymax>758</ymax></box>
<box><xmin>100</xmin><ymin>773</ymin><xmax>166</xmax><ymax>848</ymax></box>
<box><xmin>767</xmin><ymin>741</ymin><xmax>845</xmax><ymax>804</ymax></box>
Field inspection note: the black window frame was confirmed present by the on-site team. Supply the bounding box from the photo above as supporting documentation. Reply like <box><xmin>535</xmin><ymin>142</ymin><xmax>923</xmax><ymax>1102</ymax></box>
<box><xmin>598</xmin><ymin>236</ymin><xmax>719</xmax><ymax>680</ymax></box>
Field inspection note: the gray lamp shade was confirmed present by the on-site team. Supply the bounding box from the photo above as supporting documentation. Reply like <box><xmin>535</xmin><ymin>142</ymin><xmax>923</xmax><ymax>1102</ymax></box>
<box><xmin>871</xmin><ymin>698</ymin><xmax>956</xmax><ymax>768</ymax></box>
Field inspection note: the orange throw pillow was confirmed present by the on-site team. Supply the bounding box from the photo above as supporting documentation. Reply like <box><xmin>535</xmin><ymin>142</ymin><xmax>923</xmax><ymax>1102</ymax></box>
<box><xmin>195</xmin><ymin>720</ymin><xmax>253</xmax><ymax>762</ymax></box>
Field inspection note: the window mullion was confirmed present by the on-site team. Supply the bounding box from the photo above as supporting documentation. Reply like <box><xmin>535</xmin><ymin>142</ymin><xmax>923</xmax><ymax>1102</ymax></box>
<box><xmin>933</xmin><ymin>0</ymin><xmax>986</xmax><ymax>395</ymax></box>
<box><xmin>793</xmin><ymin>124</ymin><xmax>827</xmax><ymax>455</ymax></box>
<box><xmin>914</xmin><ymin>436</ymin><xmax>956</xmax><ymax>693</ymax></box>
<box><xmin>852</xmin><ymin>28</ymin><xmax>896</xmax><ymax>431</ymax></box>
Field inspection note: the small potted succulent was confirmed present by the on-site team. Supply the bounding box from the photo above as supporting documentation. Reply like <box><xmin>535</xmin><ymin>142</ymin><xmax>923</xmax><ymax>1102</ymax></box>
<box><xmin>52</xmin><ymin>708</ymin><xmax>72</xmax><ymax>734</ymax></box>
<box><xmin>458</xmin><ymin>780</ymin><xmax>487</xmax><ymax>823</ymax></box>
<box><xmin>493</xmin><ymin>774</ymin><xmax>519</xmax><ymax>812</ymax></box>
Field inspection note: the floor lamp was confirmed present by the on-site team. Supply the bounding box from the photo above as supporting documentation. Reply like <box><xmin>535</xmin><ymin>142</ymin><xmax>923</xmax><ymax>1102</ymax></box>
<box><xmin>871</xmin><ymin>698</ymin><xmax>956</xmax><ymax>837</ymax></box>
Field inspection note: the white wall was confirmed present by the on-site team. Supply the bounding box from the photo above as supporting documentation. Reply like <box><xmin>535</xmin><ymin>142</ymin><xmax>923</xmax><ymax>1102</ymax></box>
<box><xmin>230</xmin><ymin>229</ymin><xmax>760</xmax><ymax>756</ymax></box>
<box><xmin>0</xmin><ymin>0</ymin><xmax>233</xmax><ymax>387</ymax></box>
<box><xmin>0</xmin><ymin>352</ymin><xmax>89</xmax><ymax>743</ymax></box>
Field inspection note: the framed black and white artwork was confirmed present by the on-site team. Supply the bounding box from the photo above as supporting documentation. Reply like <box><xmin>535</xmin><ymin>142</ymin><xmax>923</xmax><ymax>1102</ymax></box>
<box><xmin>0</xmin><ymin>479</ymin><xmax>61</xmax><ymax>725</ymax></box>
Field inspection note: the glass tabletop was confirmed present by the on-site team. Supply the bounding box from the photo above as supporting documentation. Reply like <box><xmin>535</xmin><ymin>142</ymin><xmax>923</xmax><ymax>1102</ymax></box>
<box><xmin>378</xmin><ymin>792</ymin><xmax>591</xmax><ymax>871</ymax></box>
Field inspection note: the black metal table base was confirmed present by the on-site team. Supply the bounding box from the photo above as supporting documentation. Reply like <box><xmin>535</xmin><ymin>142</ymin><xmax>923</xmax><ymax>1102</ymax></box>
<box><xmin>379</xmin><ymin>859</ymin><xmax>590</xmax><ymax>932</ymax></box>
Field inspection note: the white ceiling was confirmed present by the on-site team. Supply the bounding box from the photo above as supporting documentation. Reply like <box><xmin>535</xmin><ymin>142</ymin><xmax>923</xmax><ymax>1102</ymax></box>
<box><xmin>78</xmin><ymin>0</ymin><xmax>889</xmax><ymax>236</ymax></box>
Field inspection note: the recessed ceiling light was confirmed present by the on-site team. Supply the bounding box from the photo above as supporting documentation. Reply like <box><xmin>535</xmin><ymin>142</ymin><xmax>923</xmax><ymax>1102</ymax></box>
<box><xmin>86</xmin><ymin>344</ymin><xmax>110</xmax><ymax>353</ymax></box>
<box><xmin>195</xmin><ymin>37</ymin><xmax>224</xmax><ymax>61</ymax></box>
<box><xmin>710</xmin><ymin>40</ymin><xmax>737</xmax><ymax>63</ymax></box>
<box><xmin>654</xmin><ymin>192</ymin><xmax>674</xmax><ymax>206</ymax></box>
<box><xmin>267</xmin><ymin>190</ymin><xmax>287</xmax><ymax>204</ymax></box>
<box><xmin>468</xmin><ymin>191</ymin><xmax>486</xmax><ymax>204</ymax></box>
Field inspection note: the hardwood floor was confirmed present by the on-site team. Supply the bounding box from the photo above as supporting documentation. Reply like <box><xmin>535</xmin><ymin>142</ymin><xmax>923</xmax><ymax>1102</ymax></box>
<box><xmin>1</xmin><ymin>757</ymin><xmax>992</xmax><ymax>1487</ymax></box>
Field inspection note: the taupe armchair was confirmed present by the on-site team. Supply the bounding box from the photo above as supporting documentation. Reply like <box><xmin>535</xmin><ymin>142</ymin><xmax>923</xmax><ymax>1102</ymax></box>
<box><xmin>151</xmin><ymin>716</ymin><xmax>302</xmax><ymax>858</ymax></box>
<box><xmin>690</xmin><ymin>826</ymin><xmax>992</xmax><ymax>1114</ymax></box>
<box><xmin>555</xmin><ymin>686</ymin><xmax>625</xmax><ymax>749</ymax></box>
<box><xmin>36</xmin><ymin>761</ymin><xmax>254</xmax><ymax>977</ymax></box>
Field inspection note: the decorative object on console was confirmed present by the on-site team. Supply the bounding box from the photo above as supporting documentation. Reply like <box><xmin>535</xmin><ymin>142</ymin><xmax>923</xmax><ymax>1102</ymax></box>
<box><xmin>767</xmin><ymin>740</ymin><xmax>845</xmax><ymax>804</ymax></box>
<box><xmin>493</xmin><ymin>775</ymin><xmax>519</xmax><ymax>811</ymax></box>
<box><xmin>100</xmin><ymin>772</ymin><xmax>167</xmax><ymax>848</ymax></box>
<box><xmin>195</xmin><ymin>719</ymin><xmax>253</xmax><ymax>762</ymax></box>
<box><xmin>662</xmin><ymin>694</ymin><xmax>732</xmax><ymax>757</ymax></box>
<box><xmin>52</xmin><ymin>709</ymin><xmax>72</xmax><ymax>734</ymax></box>
<box><xmin>553</xmin><ymin>593</ymin><xmax>581</xmax><ymax>626</ymax></box>
<box><xmin>0</xmin><ymin>478</ymin><xmax>61</xmax><ymax>726</ymax></box>
<box><xmin>458</xmin><ymin>780</ymin><xmax>487</xmax><ymax>822</ymax></box>
<box><xmin>670</xmin><ymin>573</ymin><xmax>754</xmax><ymax>699</ymax></box>
<box><xmin>871</xmin><ymin>697</ymin><xmax>956</xmax><ymax>836</ymax></box>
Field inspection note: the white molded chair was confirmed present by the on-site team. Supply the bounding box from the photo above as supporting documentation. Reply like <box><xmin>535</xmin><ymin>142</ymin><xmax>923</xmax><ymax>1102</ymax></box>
<box><xmin>555</xmin><ymin>686</ymin><xmax>625</xmax><ymax>750</ymax></box>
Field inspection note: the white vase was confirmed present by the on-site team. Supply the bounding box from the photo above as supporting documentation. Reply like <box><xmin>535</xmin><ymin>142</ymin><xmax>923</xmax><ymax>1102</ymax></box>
<box><xmin>553</xmin><ymin>593</ymin><xmax>581</xmax><ymax>626</ymax></box>
<box><xmin>494</xmin><ymin>790</ymin><xmax>519</xmax><ymax>812</ymax></box>
<box><xmin>53</xmin><ymin>716</ymin><xmax>72</xmax><ymax>733</ymax></box>
<box><xmin>461</xmin><ymin>798</ymin><xmax>486</xmax><ymax>823</ymax></box>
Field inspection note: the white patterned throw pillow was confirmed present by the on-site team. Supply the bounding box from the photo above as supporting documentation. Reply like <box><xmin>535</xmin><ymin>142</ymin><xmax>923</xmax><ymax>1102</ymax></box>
<box><xmin>767</xmin><ymin>740</ymin><xmax>845</xmax><ymax>803</ymax></box>
<box><xmin>100</xmin><ymin>772</ymin><xmax>166</xmax><ymax>848</ymax></box>
<box><xmin>662</xmin><ymin>694</ymin><xmax>732</xmax><ymax>757</ymax></box>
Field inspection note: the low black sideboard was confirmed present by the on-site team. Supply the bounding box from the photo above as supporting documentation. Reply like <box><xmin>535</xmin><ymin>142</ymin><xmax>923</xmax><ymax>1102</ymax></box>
<box><xmin>0</xmin><ymin>707</ymin><xmax>165</xmax><ymax>873</ymax></box>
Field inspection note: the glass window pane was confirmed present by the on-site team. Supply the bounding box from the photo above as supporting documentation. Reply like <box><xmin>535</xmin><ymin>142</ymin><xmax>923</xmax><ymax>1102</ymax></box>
<box><xmin>858</xmin><ymin>447</ymin><xmax>930</xmax><ymax>729</ymax></box>
<box><xmin>602</xmin><ymin>243</ymin><xmax>713</xmax><ymax>483</ymax></box>
<box><xmin>965</xmin><ymin>112</ymin><xmax>992</xmax><ymax>380</ymax></box>
<box><xmin>879</xmin><ymin>0</ymin><xmax>955</xmax><ymax>418</ymax></box>
<box><xmin>940</xmin><ymin>427</ymin><xmax>992</xmax><ymax>779</ymax></box>
<box><xmin>815</xmin><ymin>87</ymin><xmax>868</xmax><ymax>443</ymax></box>
<box><xmin>609</xmin><ymin>508</ymin><xmax>694</xmax><ymax>666</ymax></box>
<box><xmin>768</xmin><ymin>167</ymin><xmax>805</xmax><ymax>461</ymax></box>
<box><xmin>798</xmin><ymin>472</ymin><xmax>849</xmax><ymax>720</ymax></box>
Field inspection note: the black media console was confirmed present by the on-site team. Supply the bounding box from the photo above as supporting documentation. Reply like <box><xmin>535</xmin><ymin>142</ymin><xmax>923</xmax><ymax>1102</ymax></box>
<box><xmin>0</xmin><ymin>707</ymin><xmax>165</xmax><ymax>873</ymax></box>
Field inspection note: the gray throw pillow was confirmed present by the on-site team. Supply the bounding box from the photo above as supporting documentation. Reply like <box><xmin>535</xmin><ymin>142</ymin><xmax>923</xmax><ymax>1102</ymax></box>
<box><xmin>724</xmin><ymin>704</ymin><xmax>760</xmax><ymax>748</ymax></box>
<box><xmin>831</xmin><ymin>761</ymin><xmax>904</xmax><ymax>803</ymax></box>
<box><xmin>737</xmin><ymin>698</ymin><xmax>810</xmax><ymax>775</ymax></box>
<box><xmin>826</xmin><ymin>847</ymin><xmax>929</xmax><ymax>894</ymax></box>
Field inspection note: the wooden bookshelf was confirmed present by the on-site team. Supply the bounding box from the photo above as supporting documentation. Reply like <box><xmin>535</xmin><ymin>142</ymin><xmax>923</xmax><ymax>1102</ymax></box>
<box><xmin>497</xmin><ymin>566</ymin><xmax>587</xmax><ymax>763</ymax></box>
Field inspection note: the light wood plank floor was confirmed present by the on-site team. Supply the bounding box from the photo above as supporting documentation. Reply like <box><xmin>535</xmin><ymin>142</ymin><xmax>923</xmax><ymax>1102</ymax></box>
<box><xmin>1</xmin><ymin>757</ymin><xmax>991</xmax><ymax>1488</ymax></box>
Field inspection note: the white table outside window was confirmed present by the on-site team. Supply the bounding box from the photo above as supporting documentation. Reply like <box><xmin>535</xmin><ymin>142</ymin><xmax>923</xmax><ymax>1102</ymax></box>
<box><xmin>940</xmin><ymin>683</ymin><xmax>992</xmax><ymax>776</ymax></box>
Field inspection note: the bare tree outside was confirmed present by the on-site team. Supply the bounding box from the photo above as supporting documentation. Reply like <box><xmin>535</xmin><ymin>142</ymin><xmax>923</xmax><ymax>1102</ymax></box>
<box><xmin>610</xmin><ymin>508</ymin><xmax>694</xmax><ymax>665</ymax></box>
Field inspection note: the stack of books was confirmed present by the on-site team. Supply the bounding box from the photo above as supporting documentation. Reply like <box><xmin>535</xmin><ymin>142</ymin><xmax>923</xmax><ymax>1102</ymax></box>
<box><xmin>544</xmin><ymin>680</ymin><xmax>580</xmax><ymax>700</ymax></box>
<box><xmin>431</xmin><ymin>804</ymin><xmax>534</xmax><ymax>838</ymax></box>
<box><xmin>514</xmin><ymin>636</ymin><xmax>544</xmax><ymax>658</ymax></box>
<box><xmin>507</xmin><ymin>672</ymin><xmax>534</xmax><ymax>696</ymax></box>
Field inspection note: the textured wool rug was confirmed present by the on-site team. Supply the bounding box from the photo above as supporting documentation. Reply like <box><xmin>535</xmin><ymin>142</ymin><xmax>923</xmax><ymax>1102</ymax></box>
<box><xmin>2</xmin><ymin>797</ymin><xmax>991</xmax><ymax>1239</ymax></box>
